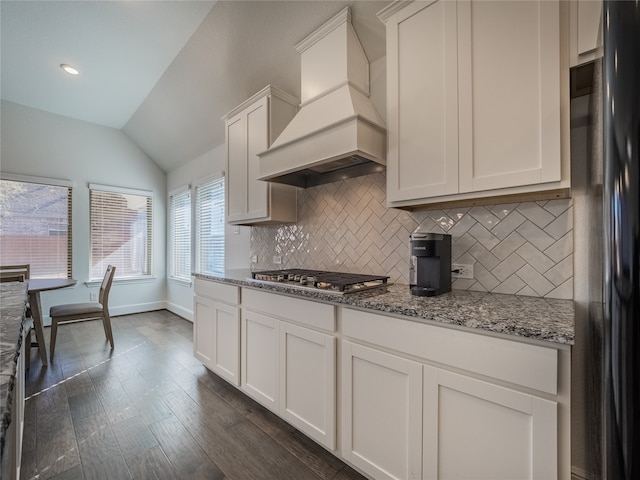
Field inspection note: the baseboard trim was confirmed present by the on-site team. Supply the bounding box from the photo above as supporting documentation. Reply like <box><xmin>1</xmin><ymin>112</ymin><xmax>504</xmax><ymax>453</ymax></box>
<box><xmin>166</xmin><ymin>302</ymin><xmax>193</xmax><ymax>322</ymax></box>
<box><xmin>111</xmin><ymin>301</ymin><xmax>166</xmax><ymax>317</ymax></box>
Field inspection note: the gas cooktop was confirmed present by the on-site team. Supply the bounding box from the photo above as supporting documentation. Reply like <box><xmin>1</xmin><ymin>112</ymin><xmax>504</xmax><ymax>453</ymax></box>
<box><xmin>249</xmin><ymin>268</ymin><xmax>389</xmax><ymax>294</ymax></box>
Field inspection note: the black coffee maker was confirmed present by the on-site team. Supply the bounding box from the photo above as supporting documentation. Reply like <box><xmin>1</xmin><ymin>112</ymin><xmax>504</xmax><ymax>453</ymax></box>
<box><xmin>409</xmin><ymin>229</ymin><xmax>452</xmax><ymax>297</ymax></box>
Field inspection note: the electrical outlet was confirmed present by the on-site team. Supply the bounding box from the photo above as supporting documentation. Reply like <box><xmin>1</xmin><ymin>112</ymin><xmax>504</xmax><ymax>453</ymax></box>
<box><xmin>451</xmin><ymin>263</ymin><xmax>474</xmax><ymax>279</ymax></box>
<box><xmin>273</xmin><ymin>255</ymin><xmax>282</xmax><ymax>264</ymax></box>
<box><xmin>251</xmin><ymin>255</ymin><xmax>258</xmax><ymax>263</ymax></box>
<box><xmin>90</xmin><ymin>292</ymin><xmax>98</xmax><ymax>301</ymax></box>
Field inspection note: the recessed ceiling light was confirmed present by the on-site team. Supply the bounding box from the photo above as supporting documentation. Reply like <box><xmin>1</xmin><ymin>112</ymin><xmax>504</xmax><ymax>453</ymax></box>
<box><xmin>60</xmin><ymin>64</ymin><xmax>80</xmax><ymax>76</ymax></box>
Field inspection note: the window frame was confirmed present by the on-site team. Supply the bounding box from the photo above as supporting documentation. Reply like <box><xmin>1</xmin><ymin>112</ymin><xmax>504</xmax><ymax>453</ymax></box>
<box><xmin>88</xmin><ymin>183</ymin><xmax>153</xmax><ymax>282</ymax></box>
<box><xmin>194</xmin><ymin>172</ymin><xmax>225</xmax><ymax>276</ymax></box>
<box><xmin>168</xmin><ymin>185</ymin><xmax>192</xmax><ymax>285</ymax></box>
<box><xmin>0</xmin><ymin>173</ymin><xmax>73</xmax><ymax>279</ymax></box>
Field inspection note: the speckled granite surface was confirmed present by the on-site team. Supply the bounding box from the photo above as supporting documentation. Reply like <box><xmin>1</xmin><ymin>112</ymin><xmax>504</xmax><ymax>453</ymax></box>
<box><xmin>0</xmin><ymin>282</ymin><xmax>28</xmax><ymax>457</ymax></box>
<box><xmin>194</xmin><ymin>269</ymin><xmax>574</xmax><ymax>345</ymax></box>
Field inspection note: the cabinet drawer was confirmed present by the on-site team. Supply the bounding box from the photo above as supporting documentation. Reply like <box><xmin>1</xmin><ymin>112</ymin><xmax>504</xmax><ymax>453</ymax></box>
<box><xmin>342</xmin><ymin>308</ymin><xmax>558</xmax><ymax>395</ymax></box>
<box><xmin>243</xmin><ymin>288</ymin><xmax>335</xmax><ymax>332</ymax></box>
<box><xmin>194</xmin><ymin>279</ymin><xmax>240</xmax><ymax>304</ymax></box>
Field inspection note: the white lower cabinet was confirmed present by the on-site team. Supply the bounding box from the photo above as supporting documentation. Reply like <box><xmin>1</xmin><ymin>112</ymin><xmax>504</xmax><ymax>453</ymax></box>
<box><xmin>210</xmin><ymin>302</ymin><xmax>240</xmax><ymax>385</ymax></box>
<box><xmin>342</xmin><ymin>307</ymin><xmax>565</xmax><ymax>480</ymax></box>
<box><xmin>242</xmin><ymin>288</ymin><xmax>337</xmax><ymax>450</ymax></box>
<box><xmin>342</xmin><ymin>342</ymin><xmax>559</xmax><ymax>480</ymax></box>
<box><xmin>193</xmin><ymin>280</ymin><xmax>240</xmax><ymax>386</ymax></box>
<box><xmin>280</xmin><ymin>322</ymin><xmax>336</xmax><ymax>450</ymax></box>
<box><xmin>342</xmin><ymin>341</ymin><xmax>423</xmax><ymax>480</ymax></box>
<box><xmin>423</xmin><ymin>367</ymin><xmax>557</xmax><ymax>480</ymax></box>
<box><xmin>193</xmin><ymin>296</ymin><xmax>216</xmax><ymax>367</ymax></box>
<box><xmin>194</xmin><ymin>280</ymin><xmax>567</xmax><ymax>480</ymax></box>
<box><xmin>241</xmin><ymin>310</ymin><xmax>280</xmax><ymax>411</ymax></box>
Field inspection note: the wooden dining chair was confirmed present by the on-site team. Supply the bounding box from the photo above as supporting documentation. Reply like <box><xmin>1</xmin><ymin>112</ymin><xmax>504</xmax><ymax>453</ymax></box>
<box><xmin>49</xmin><ymin>265</ymin><xmax>116</xmax><ymax>361</ymax></box>
<box><xmin>0</xmin><ymin>264</ymin><xmax>30</xmax><ymax>283</ymax></box>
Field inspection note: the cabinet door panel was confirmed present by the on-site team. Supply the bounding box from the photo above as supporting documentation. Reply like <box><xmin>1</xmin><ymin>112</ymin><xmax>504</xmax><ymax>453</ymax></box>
<box><xmin>280</xmin><ymin>322</ymin><xmax>336</xmax><ymax>449</ymax></box>
<box><xmin>423</xmin><ymin>368</ymin><xmax>557</xmax><ymax>480</ymax></box>
<box><xmin>246</xmin><ymin>98</ymin><xmax>269</xmax><ymax>220</ymax></box>
<box><xmin>457</xmin><ymin>0</ymin><xmax>561</xmax><ymax>192</ymax></box>
<box><xmin>577</xmin><ymin>0</ymin><xmax>601</xmax><ymax>56</ymax></box>
<box><xmin>241</xmin><ymin>310</ymin><xmax>279</xmax><ymax>411</ymax></box>
<box><xmin>226</xmin><ymin>114</ymin><xmax>247</xmax><ymax>222</ymax></box>
<box><xmin>193</xmin><ymin>296</ymin><xmax>215</xmax><ymax>367</ymax></box>
<box><xmin>212</xmin><ymin>302</ymin><xmax>240</xmax><ymax>386</ymax></box>
<box><xmin>387</xmin><ymin>0</ymin><xmax>458</xmax><ymax>202</ymax></box>
<box><xmin>342</xmin><ymin>341</ymin><xmax>422</xmax><ymax>480</ymax></box>
<box><xmin>194</xmin><ymin>295</ymin><xmax>240</xmax><ymax>386</ymax></box>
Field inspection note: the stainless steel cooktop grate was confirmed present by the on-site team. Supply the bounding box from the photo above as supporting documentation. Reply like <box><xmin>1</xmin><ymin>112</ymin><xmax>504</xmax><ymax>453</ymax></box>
<box><xmin>250</xmin><ymin>268</ymin><xmax>389</xmax><ymax>293</ymax></box>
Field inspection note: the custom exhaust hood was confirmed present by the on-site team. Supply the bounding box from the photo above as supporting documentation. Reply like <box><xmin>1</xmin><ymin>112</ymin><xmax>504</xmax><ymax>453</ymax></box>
<box><xmin>257</xmin><ymin>7</ymin><xmax>386</xmax><ymax>189</ymax></box>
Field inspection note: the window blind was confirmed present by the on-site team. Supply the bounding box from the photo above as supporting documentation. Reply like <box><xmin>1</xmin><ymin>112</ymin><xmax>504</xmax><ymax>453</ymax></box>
<box><xmin>195</xmin><ymin>175</ymin><xmax>225</xmax><ymax>275</ymax></box>
<box><xmin>169</xmin><ymin>187</ymin><xmax>191</xmax><ymax>281</ymax></box>
<box><xmin>90</xmin><ymin>185</ymin><xmax>152</xmax><ymax>280</ymax></box>
<box><xmin>0</xmin><ymin>178</ymin><xmax>72</xmax><ymax>279</ymax></box>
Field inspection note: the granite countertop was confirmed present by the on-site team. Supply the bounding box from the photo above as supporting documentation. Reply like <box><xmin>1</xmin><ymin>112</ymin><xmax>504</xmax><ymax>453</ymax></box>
<box><xmin>194</xmin><ymin>269</ymin><xmax>575</xmax><ymax>346</ymax></box>
<box><xmin>0</xmin><ymin>282</ymin><xmax>29</xmax><ymax>457</ymax></box>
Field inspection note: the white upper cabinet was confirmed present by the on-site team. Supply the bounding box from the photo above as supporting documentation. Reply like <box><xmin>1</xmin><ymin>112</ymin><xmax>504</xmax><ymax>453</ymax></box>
<box><xmin>379</xmin><ymin>0</ymin><xmax>569</xmax><ymax>208</ymax></box>
<box><xmin>458</xmin><ymin>0</ymin><xmax>561</xmax><ymax>193</ymax></box>
<box><xmin>224</xmin><ymin>86</ymin><xmax>298</xmax><ymax>225</ymax></box>
<box><xmin>570</xmin><ymin>0</ymin><xmax>603</xmax><ymax>66</ymax></box>
<box><xmin>382</xmin><ymin>0</ymin><xmax>459</xmax><ymax>202</ymax></box>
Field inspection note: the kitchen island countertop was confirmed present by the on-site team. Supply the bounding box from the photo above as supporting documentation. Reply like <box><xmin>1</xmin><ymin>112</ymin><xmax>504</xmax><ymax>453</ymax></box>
<box><xmin>194</xmin><ymin>269</ymin><xmax>574</xmax><ymax>346</ymax></box>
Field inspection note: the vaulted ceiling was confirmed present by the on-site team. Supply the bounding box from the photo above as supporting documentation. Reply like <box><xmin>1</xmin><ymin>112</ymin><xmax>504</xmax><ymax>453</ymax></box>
<box><xmin>1</xmin><ymin>1</ymin><xmax>388</xmax><ymax>172</ymax></box>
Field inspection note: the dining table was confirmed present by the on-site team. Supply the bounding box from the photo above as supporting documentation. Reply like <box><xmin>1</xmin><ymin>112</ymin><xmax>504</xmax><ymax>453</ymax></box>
<box><xmin>27</xmin><ymin>278</ymin><xmax>77</xmax><ymax>366</ymax></box>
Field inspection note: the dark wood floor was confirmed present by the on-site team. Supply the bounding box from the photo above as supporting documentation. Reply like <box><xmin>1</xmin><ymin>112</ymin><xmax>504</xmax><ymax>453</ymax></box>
<box><xmin>21</xmin><ymin>310</ymin><xmax>367</xmax><ymax>480</ymax></box>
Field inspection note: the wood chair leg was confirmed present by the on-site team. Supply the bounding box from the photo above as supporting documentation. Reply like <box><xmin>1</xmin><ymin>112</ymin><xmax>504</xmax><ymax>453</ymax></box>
<box><xmin>49</xmin><ymin>318</ymin><xmax>58</xmax><ymax>362</ymax></box>
<box><xmin>29</xmin><ymin>292</ymin><xmax>48</xmax><ymax>366</ymax></box>
<box><xmin>102</xmin><ymin>313</ymin><xmax>114</xmax><ymax>348</ymax></box>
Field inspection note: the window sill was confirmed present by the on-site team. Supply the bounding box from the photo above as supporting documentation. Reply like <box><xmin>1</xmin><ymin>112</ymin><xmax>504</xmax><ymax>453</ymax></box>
<box><xmin>168</xmin><ymin>277</ymin><xmax>192</xmax><ymax>287</ymax></box>
<box><xmin>85</xmin><ymin>276</ymin><xmax>157</xmax><ymax>288</ymax></box>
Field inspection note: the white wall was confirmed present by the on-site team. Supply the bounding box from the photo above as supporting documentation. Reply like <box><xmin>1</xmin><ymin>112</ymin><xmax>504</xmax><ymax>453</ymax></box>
<box><xmin>166</xmin><ymin>144</ymin><xmax>251</xmax><ymax>320</ymax></box>
<box><xmin>0</xmin><ymin>100</ymin><xmax>167</xmax><ymax>322</ymax></box>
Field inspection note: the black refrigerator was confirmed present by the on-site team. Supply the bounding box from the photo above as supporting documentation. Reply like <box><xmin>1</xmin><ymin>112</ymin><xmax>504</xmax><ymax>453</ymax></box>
<box><xmin>602</xmin><ymin>2</ymin><xmax>640</xmax><ymax>479</ymax></box>
<box><xmin>572</xmin><ymin>2</ymin><xmax>639</xmax><ymax>480</ymax></box>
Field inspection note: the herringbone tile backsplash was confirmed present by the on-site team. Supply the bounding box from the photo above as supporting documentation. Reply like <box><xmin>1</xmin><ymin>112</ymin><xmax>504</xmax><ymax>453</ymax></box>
<box><xmin>251</xmin><ymin>173</ymin><xmax>573</xmax><ymax>299</ymax></box>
